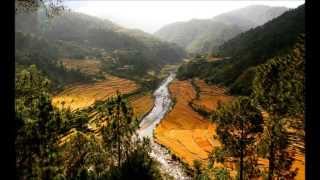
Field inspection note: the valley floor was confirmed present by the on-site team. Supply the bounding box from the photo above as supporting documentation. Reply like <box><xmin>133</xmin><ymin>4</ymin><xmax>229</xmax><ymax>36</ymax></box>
<box><xmin>52</xmin><ymin>74</ymin><xmax>305</xmax><ymax>179</ymax></box>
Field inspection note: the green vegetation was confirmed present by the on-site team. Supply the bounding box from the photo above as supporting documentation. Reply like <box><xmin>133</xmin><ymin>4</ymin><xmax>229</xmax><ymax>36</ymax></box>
<box><xmin>15</xmin><ymin>32</ymin><xmax>93</xmax><ymax>90</ymax></box>
<box><xmin>98</xmin><ymin>93</ymin><xmax>139</xmax><ymax>166</ymax></box>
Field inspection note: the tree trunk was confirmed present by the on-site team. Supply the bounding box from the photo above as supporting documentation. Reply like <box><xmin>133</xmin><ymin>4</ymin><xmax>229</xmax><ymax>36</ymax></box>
<box><xmin>268</xmin><ymin>131</ymin><xmax>275</xmax><ymax>180</ymax></box>
<box><xmin>240</xmin><ymin>118</ymin><xmax>244</xmax><ymax>180</ymax></box>
<box><xmin>116</xmin><ymin>104</ymin><xmax>121</xmax><ymax>167</ymax></box>
<box><xmin>117</xmin><ymin>113</ymin><xmax>121</xmax><ymax>166</ymax></box>
<box><xmin>118</xmin><ymin>137</ymin><xmax>121</xmax><ymax>166</ymax></box>
<box><xmin>240</xmin><ymin>145</ymin><xmax>243</xmax><ymax>180</ymax></box>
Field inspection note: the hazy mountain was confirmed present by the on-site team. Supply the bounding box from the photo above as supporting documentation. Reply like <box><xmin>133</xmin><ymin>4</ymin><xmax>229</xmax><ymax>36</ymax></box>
<box><xmin>154</xmin><ymin>5</ymin><xmax>288</xmax><ymax>54</ymax></box>
<box><xmin>213</xmin><ymin>5</ymin><xmax>288</xmax><ymax>28</ymax></box>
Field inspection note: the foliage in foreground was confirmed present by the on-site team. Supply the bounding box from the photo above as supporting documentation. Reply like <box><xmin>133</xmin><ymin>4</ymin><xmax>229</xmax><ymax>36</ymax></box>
<box><xmin>15</xmin><ymin>65</ymin><xmax>164</xmax><ymax>179</ymax></box>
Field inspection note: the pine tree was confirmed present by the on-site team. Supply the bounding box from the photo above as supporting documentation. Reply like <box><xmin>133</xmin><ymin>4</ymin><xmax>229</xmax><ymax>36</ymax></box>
<box><xmin>97</xmin><ymin>92</ymin><xmax>139</xmax><ymax>166</ymax></box>
<box><xmin>252</xmin><ymin>35</ymin><xmax>304</xmax><ymax>179</ymax></box>
<box><xmin>212</xmin><ymin>97</ymin><xmax>263</xmax><ymax>180</ymax></box>
<box><xmin>15</xmin><ymin>65</ymin><xmax>62</xmax><ymax>179</ymax></box>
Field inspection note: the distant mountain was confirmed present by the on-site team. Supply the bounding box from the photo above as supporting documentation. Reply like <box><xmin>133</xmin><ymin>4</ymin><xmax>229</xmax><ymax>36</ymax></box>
<box><xmin>176</xmin><ymin>4</ymin><xmax>304</xmax><ymax>95</ymax></box>
<box><xmin>154</xmin><ymin>5</ymin><xmax>288</xmax><ymax>54</ymax></box>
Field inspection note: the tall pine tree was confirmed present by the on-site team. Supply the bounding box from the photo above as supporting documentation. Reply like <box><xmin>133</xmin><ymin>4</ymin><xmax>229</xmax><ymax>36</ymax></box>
<box><xmin>252</xmin><ymin>35</ymin><xmax>304</xmax><ymax>179</ymax></box>
<box><xmin>212</xmin><ymin>97</ymin><xmax>263</xmax><ymax>180</ymax></box>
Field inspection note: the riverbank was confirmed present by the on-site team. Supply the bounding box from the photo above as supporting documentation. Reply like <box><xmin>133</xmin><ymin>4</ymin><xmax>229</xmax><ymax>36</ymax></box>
<box><xmin>137</xmin><ymin>73</ymin><xmax>192</xmax><ymax>179</ymax></box>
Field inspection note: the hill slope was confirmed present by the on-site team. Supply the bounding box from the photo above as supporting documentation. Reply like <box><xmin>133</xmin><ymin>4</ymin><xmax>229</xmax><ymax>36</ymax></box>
<box><xmin>15</xmin><ymin>10</ymin><xmax>186</xmax><ymax>88</ymax></box>
<box><xmin>176</xmin><ymin>4</ymin><xmax>305</xmax><ymax>95</ymax></box>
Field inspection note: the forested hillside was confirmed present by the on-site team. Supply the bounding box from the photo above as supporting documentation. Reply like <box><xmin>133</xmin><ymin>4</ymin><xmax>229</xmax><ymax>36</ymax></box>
<box><xmin>155</xmin><ymin>5</ymin><xmax>288</xmax><ymax>54</ymax></box>
<box><xmin>15</xmin><ymin>10</ymin><xmax>186</xmax><ymax>89</ymax></box>
<box><xmin>182</xmin><ymin>21</ymin><xmax>305</xmax><ymax>180</ymax></box>
<box><xmin>15</xmin><ymin>32</ymin><xmax>94</xmax><ymax>90</ymax></box>
<box><xmin>177</xmin><ymin>4</ymin><xmax>304</xmax><ymax>95</ymax></box>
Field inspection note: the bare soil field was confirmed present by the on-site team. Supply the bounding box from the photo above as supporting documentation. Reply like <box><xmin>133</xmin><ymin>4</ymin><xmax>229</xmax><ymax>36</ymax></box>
<box><xmin>192</xmin><ymin>79</ymin><xmax>234</xmax><ymax>112</ymax></box>
<box><xmin>52</xmin><ymin>75</ymin><xmax>139</xmax><ymax>111</ymax></box>
<box><xmin>154</xmin><ymin>80</ymin><xmax>221</xmax><ymax>166</ymax></box>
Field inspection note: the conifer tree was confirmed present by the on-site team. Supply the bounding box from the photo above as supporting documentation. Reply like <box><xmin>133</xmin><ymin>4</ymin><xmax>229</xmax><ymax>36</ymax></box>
<box><xmin>252</xmin><ymin>36</ymin><xmax>304</xmax><ymax>179</ymax></box>
<box><xmin>97</xmin><ymin>92</ymin><xmax>139</xmax><ymax>166</ymax></box>
<box><xmin>15</xmin><ymin>65</ymin><xmax>62</xmax><ymax>179</ymax></box>
<box><xmin>212</xmin><ymin>97</ymin><xmax>263</xmax><ymax>180</ymax></box>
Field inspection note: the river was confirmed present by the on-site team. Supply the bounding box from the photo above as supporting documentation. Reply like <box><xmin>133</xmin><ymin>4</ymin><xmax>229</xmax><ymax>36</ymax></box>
<box><xmin>137</xmin><ymin>73</ymin><xmax>192</xmax><ymax>180</ymax></box>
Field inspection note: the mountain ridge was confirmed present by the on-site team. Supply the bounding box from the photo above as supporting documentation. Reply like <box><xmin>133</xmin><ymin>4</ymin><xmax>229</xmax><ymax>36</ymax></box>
<box><xmin>154</xmin><ymin>5</ymin><xmax>288</xmax><ymax>54</ymax></box>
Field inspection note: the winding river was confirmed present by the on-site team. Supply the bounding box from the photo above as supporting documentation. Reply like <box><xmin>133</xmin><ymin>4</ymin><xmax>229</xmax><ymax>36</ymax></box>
<box><xmin>138</xmin><ymin>73</ymin><xmax>192</xmax><ymax>180</ymax></box>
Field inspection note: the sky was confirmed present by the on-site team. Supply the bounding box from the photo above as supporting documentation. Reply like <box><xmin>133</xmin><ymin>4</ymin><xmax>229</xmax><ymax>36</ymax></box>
<box><xmin>63</xmin><ymin>1</ymin><xmax>304</xmax><ymax>33</ymax></box>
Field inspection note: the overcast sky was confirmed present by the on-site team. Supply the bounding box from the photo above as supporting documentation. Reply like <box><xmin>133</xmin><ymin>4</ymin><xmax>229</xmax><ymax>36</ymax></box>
<box><xmin>64</xmin><ymin>1</ymin><xmax>304</xmax><ymax>33</ymax></box>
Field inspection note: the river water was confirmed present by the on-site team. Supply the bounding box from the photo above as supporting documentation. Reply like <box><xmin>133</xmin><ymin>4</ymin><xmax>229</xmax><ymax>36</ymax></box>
<box><xmin>137</xmin><ymin>73</ymin><xmax>192</xmax><ymax>180</ymax></box>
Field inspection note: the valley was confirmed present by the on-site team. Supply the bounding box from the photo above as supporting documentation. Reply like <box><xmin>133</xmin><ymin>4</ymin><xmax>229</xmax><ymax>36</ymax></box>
<box><xmin>15</xmin><ymin>2</ymin><xmax>305</xmax><ymax>180</ymax></box>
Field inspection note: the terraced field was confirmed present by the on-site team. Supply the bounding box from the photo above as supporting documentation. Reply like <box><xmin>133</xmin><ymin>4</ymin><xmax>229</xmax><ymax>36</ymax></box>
<box><xmin>154</xmin><ymin>79</ymin><xmax>304</xmax><ymax>179</ymax></box>
<box><xmin>53</xmin><ymin>75</ymin><xmax>155</xmax><ymax>147</ymax></box>
<box><xmin>60</xmin><ymin>58</ymin><xmax>102</xmax><ymax>76</ymax></box>
<box><xmin>257</xmin><ymin>149</ymin><xmax>305</xmax><ymax>180</ymax></box>
<box><xmin>154</xmin><ymin>80</ymin><xmax>221</xmax><ymax>166</ymax></box>
<box><xmin>128</xmin><ymin>92</ymin><xmax>155</xmax><ymax>120</ymax></box>
<box><xmin>192</xmin><ymin>79</ymin><xmax>234</xmax><ymax>113</ymax></box>
<box><xmin>52</xmin><ymin>75</ymin><xmax>139</xmax><ymax>111</ymax></box>
<box><xmin>259</xmin><ymin>113</ymin><xmax>305</xmax><ymax>179</ymax></box>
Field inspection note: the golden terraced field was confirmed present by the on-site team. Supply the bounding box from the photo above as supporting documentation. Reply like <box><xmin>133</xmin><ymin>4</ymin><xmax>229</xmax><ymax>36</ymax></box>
<box><xmin>192</xmin><ymin>79</ymin><xmax>234</xmax><ymax>112</ymax></box>
<box><xmin>154</xmin><ymin>80</ymin><xmax>222</xmax><ymax>166</ymax></box>
<box><xmin>154</xmin><ymin>79</ymin><xmax>304</xmax><ymax>178</ymax></box>
<box><xmin>52</xmin><ymin>75</ymin><xmax>139</xmax><ymax>111</ymax></box>
<box><xmin>128</xmin><ymin>92</ymin><xmax>154</xmax><ymax>120</ymax></box>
